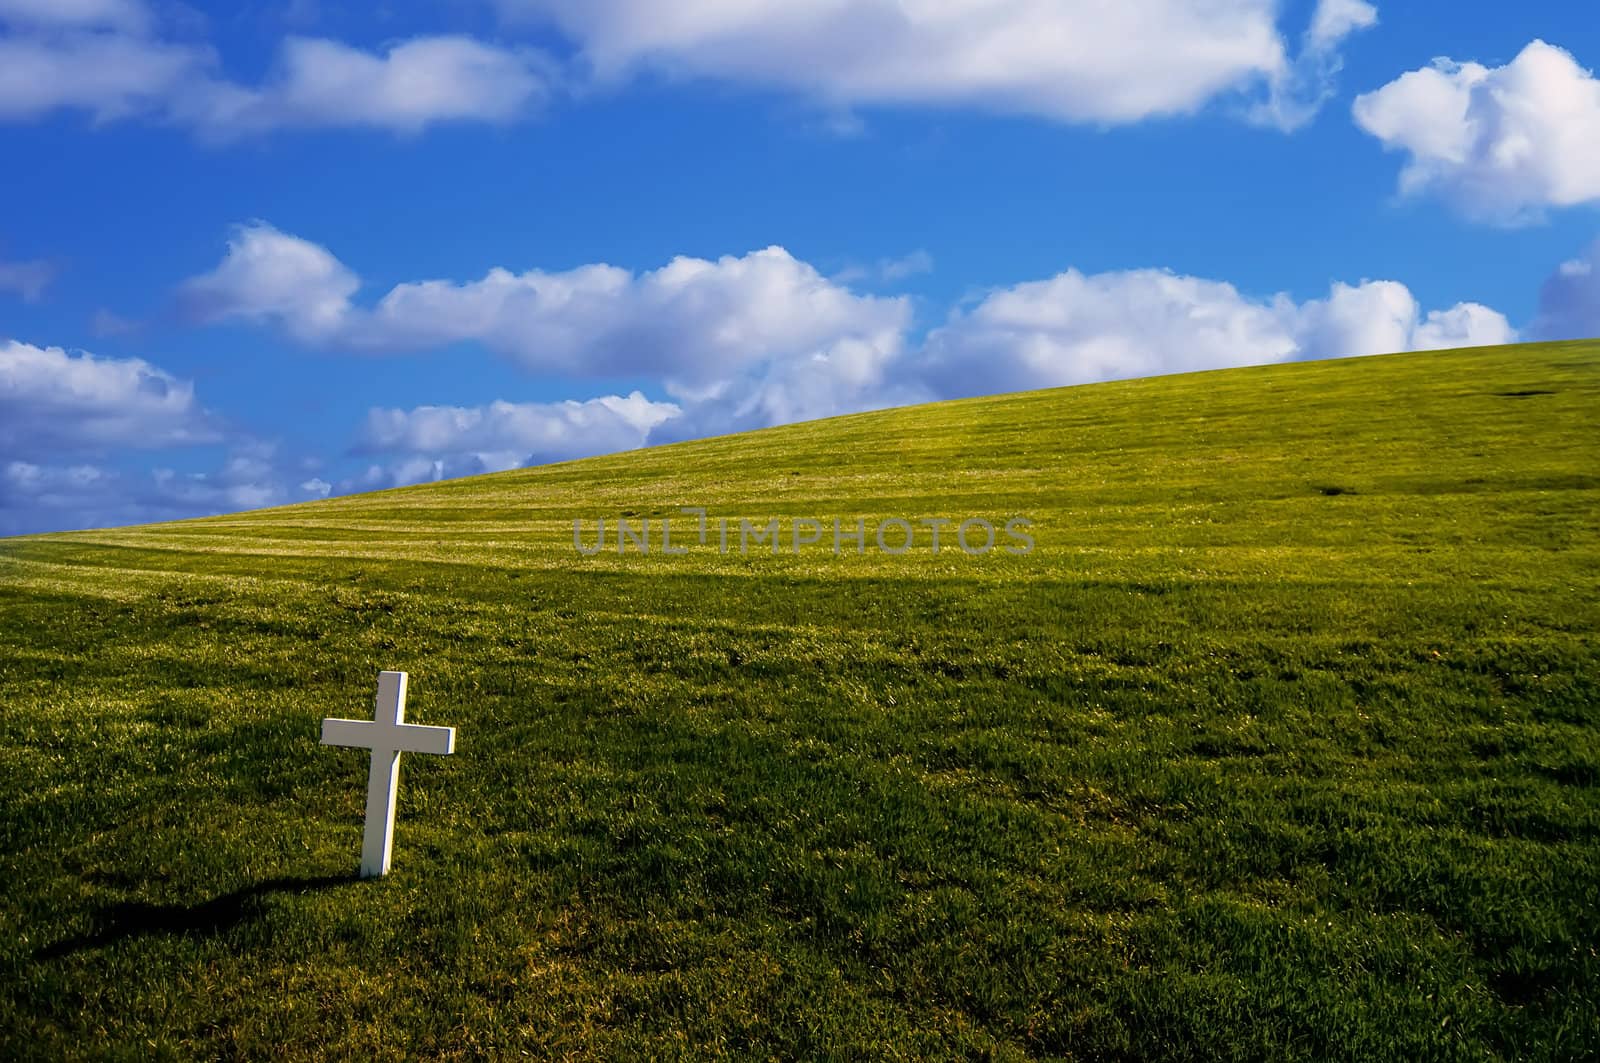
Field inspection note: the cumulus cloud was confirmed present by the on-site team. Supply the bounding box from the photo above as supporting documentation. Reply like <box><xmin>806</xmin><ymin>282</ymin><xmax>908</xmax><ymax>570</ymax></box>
<box><xmin>2</xmin><ymin>0</ymin><xmax>1374</xmax><ymax>137</ymax></box>
<box><xmin>1295</xmin><ymin>280</ymin><xmax>1516</xmax><ymax>357</ymax></box>
<box><xmin>1354</xmin><ymin>40</ymin><xmax>1600</xmax><ymax>223</ymax></box>
<box><xmin>179</xmin><ymin>222</ymin><xmax>360</xmax><ymax>340</ymax></box>
<box><xmin>366</xmin><ymin>247</ymin><xmax>910</xmax><ymax>399</ymax></box>
<box><xmin>0</xmin><ymin>339</ymin><xmax>217</xmax><ymax>455</ymax></box>
<box><xmin>920</xmin><ymin>270</ymin><xmax>1293</xmax><ymax>395</ymax></box>
<box><xmin>918</xmin><ymin>269</ymin><xmax>1515</xmax><ymax>396</ymax></box>
<box><xmin>499</xmin><ymin>0</ymin><xmax>1364</xmax><ymax>128</ymax></box>
<box><xmin>181</xmin><ymin>223</ymin><xmax>912</xmax><ymax>408</ymax></box>
<box><xmin>357</xmin><ymin>391</ymin><xmax>680</xmax><ymax>485</ymax></box>
<box><xmin>1531</xmin><ymin>237</ymin><xmax>1600</xmax><ymax>340</ymax></box>
<box><xmin>339</xmin><ymin>256</ymin><xmax>1518</xmax><ymax>490</ymax></box>
<box><xmin>0</xmin><ymin>0</ymin><xmax>547</xmax><ymax>135</ymax></box>
<box><xmin>147</xmin><ymin>445</ymin><xmax>301</xmax><ymax>512</ymax></box>
<box><xmin>1411</xmin><ymin>302</ymin><xmax>1521</xmax><ymax>352</ymax></box>
<box><xmin>1</xmin><ymin>460</ymin><xmax>123</xmax><ymax>534</ymax></box>
<box><xmin>176</xmin><ymin>35</ymin><xmax>548</xmax><ymax>137</ymax></box>
<box><xmin>0</xmin><ymin>30</ymin><xmax>203</xmax><ymax>122</ymax></box>
<box><xmin>182</xmin><ymin>219</ymin><xmax>1528</xmax><ymax>454</ymax></box>
<box><xmin>180</xmin><ymin>225</ymin><xmax>935</xmax><ymax>476</ymax></box>
<box><xmin>187</xmin><ymin>223</ymin><xmax>939</xmax><ymax>460</ymax></box>
<box><xmin>2</xmin><ymin>460</ymin><xmax>113</xmax><ymax>501</ymax></box>
<box><xmin>0</xmin><ymin>342</ymin><xmax>320</xmax><ymax>535</ymax></box>
<box><xmin>1308</xmin><ymin>0</ymin><xmax>1378</xmax><ymax>49</ymax></box>
<box><xmin>0</xmin><ymin>446</ymin><xmax>328</xmax><ymax>536</ymax></box>
<box><xmin>13</xmin><ymin>242</ymin><xmax>1533</xmax><ymax>532</ymax></box>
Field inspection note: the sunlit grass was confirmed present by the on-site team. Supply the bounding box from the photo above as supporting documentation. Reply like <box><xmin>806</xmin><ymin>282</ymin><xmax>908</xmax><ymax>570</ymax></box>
<box><xmin>2</xmin><ymin>342</ymin><xmax>1597</xmax><ymax>1059</ymax></box>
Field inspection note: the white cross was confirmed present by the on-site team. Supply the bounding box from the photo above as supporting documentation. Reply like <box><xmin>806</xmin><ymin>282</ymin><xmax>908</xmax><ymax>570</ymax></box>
<box><xmin>320</xmin><ymin>671</ymin><xmax>456</xmax><ymax>878</ymax></box>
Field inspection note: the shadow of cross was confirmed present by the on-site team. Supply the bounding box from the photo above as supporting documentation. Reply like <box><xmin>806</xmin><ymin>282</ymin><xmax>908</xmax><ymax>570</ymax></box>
<box><xmin>35</xmin><ymin>874</ymin><xmax>356</xmax><ymax>961</ymax></box>
<box><xmin>321</xmin><ymin>671</ymin><xmax>456</xmax><ymax>878</ymax></box>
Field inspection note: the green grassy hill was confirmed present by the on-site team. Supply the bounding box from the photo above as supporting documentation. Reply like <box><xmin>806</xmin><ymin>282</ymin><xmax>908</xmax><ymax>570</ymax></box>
<box><xmin>2</xmin><ymin>342</ymin><xmax>1597</xmax><ymax>1060</ymax></box>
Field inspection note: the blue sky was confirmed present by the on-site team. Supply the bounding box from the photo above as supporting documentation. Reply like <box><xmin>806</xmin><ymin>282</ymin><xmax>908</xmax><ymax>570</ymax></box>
<box><xmin>2</xmin><ymin>0</ymin><xmax>1598</xmax><ymax>534</ymax></box>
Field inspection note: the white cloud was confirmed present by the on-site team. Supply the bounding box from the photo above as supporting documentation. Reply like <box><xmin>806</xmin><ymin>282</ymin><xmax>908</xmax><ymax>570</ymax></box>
<box><xmin>1354</xmin><ymin>40</ymin><xmax>1600</xmax><ymax>223</ymax></box>
<box><xmin>169</xmin><ymin>216</ymin><xmax>1547</xmax><ymax>510</ymax></box>
<box><xmin>348</xmin><ymin>373</ymin><xmax>932</xmax><ymax>487</ymax></box>
<box><xmin>349</xmin><ymin>457</ymin><xmax>446</xmax><ymax>491</ymax></box>
<box><xmin>12</xmin><ymin>241</ymin><xmax>1532</xmax><ymax>532</ymax></box>
<box><xmin>651</xmin><ymin>328</ymin><xmax>927</xmax><ymax>445</ymax></box>
<box><xmin>919</xmin><ymin>268</ymin><xmax>1515</xmax><ymax>396</ymax></box>
<box><xmin>1252</xmin><ymin>0</ymin><xmax>1377</xmax><ymax>131</ymax></box>
<box><xmin>1293</xmin><ymin>278</ymin><xmax>1417</xmax><ymax>359</ymax></box>
<box><xmin>500</xmin><ymin>0</ymin><xmax>1363</xmax><ymax>128</ymax></box>
<box><xmin>149</xmin><ymin>448</ymin><xmax>292</xmax><ymax>511</ymax></box>
<box><xmin>181</xmin><ymin>224</ymin><xmax>912</xmax><ymax>406</ymax></box>
<box><xmin>0</xmin><ymin>0</ymin><xmax>146</xmax><ymax>31</ymax></box>
<box><xmin>0</xmin><ymin>255</ymin><xmax>55</xmax><ymax>301</ymax></box>
<box><xmin>1</xmin><ymin>460</ymin><xmax>122</xmax><ymax>533</ymax></box>
<box><xmin>183</xmin><ymin>221</ymin><xmax>1526</xmax><ymax>448</ymax></box>
<box><xmin>177</xmin><ymin>35</ymin><xmax>548</xmax><ymax>137</ymax></box>
<box><xmin>179</xmin><ymin>222</ymin><xmax>360</xmax><ymax>341</ymax></box>
<box><xmin>1411</xmin><ymin>301</ymin><xmax>1520</xmax><ymax>352</ymax></box>
<box><xmin>1532</xmin><ymin>237</ymin><xmax>1600</xmax><ymax>340</ymax></box>
<box><xmin>0</xmin><ymin>445</ymin><xmax>317</xmax><ymax>535</ymax></box>
<box><xmin>0</xmin><ymin>339</ymin><xmax>217</xmax><ymax>454</ymax></box>
<box><xmin>369</xmin><ymin>247</ymin><xmax>911</xmax><ymax>400</ymax></box>
<box><xmin>3</xmin><ymin>460</ymin><xmax>112</xmax><ymax>497</ymax></box>
<box><xmin>184</xmin><ymin>226</ymin><xmax>931</xmax><ymax>475</ymax></box>
<box><xmin>3</xmin><ymin>1</ymin><xmax>1374</xmax><ymax>137</ymax></box>
<box><xmin>189</xmin><ymin>223</ymin><xmax>932</xmax><ymax>464</ymax></box>
<box><xmin>359</xmin><ymin>391</ymin><xmax>680</xmax><ymax>479</ymax></box>
<box><xmin>920</xmin><ymin>269</ymin><xmax>1295</xmax><ymax>394</ymax></box>
<box><xmin>0</xmin><ymin>336</ymin><xmax>321</xmax><ymax>534</ymax></box>
<box><xmin>0</xmin><ymin>0</ymin><xmax>548</xmax><ymax>136</ymax></box>
<box><xmin>0</xmin><ymin>30</ymin><xmax>204</xmax><ymax>122</ymax></box>
<box><xmin>343</xmin><ymin>258</ymin><xmax>1517</xmax><ymax>493</ymax></box>
<box><xmin>1309</xmin><ymin>0</ymin><xmax>1377</xmax><ymax>50</ymax></box>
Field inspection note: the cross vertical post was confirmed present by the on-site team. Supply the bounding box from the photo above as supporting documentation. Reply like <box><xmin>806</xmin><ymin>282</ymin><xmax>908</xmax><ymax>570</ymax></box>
<box><xmin>321</xmin><ymin>671</ymin><xmax>456</xmax><ymax>878</ymax></box>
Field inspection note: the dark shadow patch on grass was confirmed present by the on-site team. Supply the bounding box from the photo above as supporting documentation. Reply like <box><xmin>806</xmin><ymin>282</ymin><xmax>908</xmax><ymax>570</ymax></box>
<box><xmin>34</xmin><ymin>873</ymin><xmax>357</xmax><ymax>960</ymax></box>
<box><xmin>1313</xmin><ymin>485</ymin><xmax>1357</xmax><ymax>496</ymax></box>
<box><xmin>1492</xmin><ymin>390</ymin><xmax>1556</xmax><ymax>398</ymax></box>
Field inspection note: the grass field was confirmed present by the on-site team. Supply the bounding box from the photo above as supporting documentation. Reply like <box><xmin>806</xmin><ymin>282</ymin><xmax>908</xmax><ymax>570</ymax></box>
<box><xmin>2</xmin><ymin>342</ymin><xmax>1597</xmax><ymax>1060</ymax></box>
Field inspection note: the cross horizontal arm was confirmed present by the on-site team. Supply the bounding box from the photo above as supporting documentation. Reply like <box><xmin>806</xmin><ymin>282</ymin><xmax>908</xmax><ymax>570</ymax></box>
<box><xmin>320</xmin><ymin>718</ymin><xmax>455</xmax><ymax>756</ymax></box>
<box><xmin>393</xmin><ymin>724</ymin><xmax>455</xmax><ymax>756</ymax></box>
<box><xmin>321</xmin><ymin>717</ymin><xmax>375</xmax><ymax>748</ymax></box>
